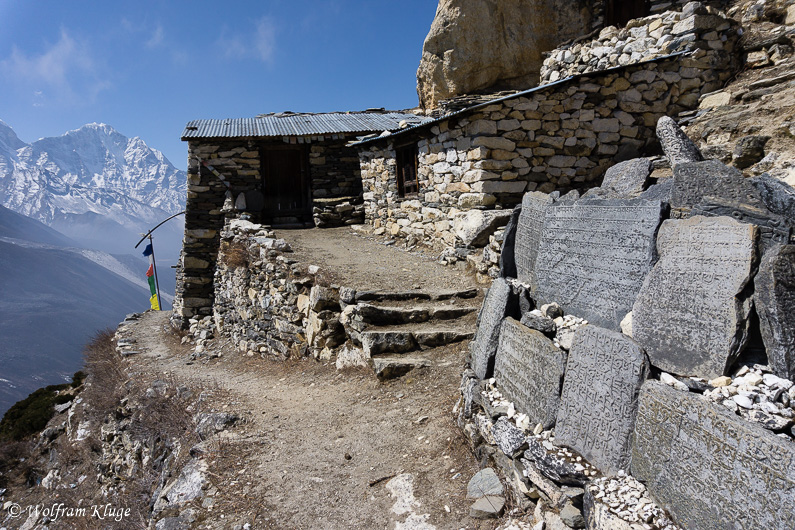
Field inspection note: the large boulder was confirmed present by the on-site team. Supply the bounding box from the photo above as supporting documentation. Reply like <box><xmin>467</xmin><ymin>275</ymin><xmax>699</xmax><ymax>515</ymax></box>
<box><xmin>416</xmin><ymin>0</ymin><xmax>594</xmax><ymax>110</ymax></box>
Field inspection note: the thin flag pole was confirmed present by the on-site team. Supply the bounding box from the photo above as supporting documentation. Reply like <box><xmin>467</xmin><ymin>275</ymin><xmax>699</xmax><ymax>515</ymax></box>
<box><xmin>148</xmin><ymin>234</ymin><xmax>162</xmax><ymax>311</ymax></box>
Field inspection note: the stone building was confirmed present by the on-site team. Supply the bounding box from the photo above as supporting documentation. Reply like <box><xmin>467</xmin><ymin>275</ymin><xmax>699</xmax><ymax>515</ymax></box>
<box><xmin>171</xmin><ymin>110</ymin><xmax>429</xmax><ymax>327</ymax></box>
<box><xmin>357</xmin><ymin>4</ymin><xmax>738</xmax><ymax>252</ymax></box>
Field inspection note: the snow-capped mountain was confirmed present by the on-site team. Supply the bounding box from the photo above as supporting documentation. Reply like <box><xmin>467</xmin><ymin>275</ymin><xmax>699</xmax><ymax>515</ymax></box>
<box><xmin>0</xmin><ymin>120</ymin><xmax>186</xmax><ymax>255</ymax></box>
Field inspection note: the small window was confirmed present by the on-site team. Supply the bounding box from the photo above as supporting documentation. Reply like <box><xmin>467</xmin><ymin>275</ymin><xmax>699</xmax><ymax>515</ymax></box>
<box><xmin>396</xmin><ymin>143</ymin><xmax>419</xmax><ymax>198</ymax></box>
<box><xmin>605</xmin><ymin>0</ymin><xmax>649</xmax><ymax>27</ymax></box>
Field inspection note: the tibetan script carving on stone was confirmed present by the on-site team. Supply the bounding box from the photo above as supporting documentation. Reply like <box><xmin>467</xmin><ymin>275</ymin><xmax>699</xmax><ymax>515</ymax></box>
<box><xmin>493</xmin><ymin>317</ymin><xmax>566</xmax><ymax>429</ymax></box>
<box><xmin>533</xmin><ymin>198</ymin><xmax>665</xmax><ymax>330</ymax></box>
<box><xmin>471</xmin><ymin>278</ymin><xmax>514</xmax><ymax>379</ymax></box>
<box><xmin>555</xmin><ymin>326</ymin><xmax>649</xmax><ymax>475</ymax></box>
<box><xmin>632</xmin><ymin>216</ymin><xmax>757</xmax><ymax>379</ymax></box>
<box><xmin>515</xmin><ymin>192</ymin><xmax>554</xmax><ymax>290</ymax></box>
<box><xmin>670</xmin><ymin>159</ymin><xmax>764</xmax><ymax>212</ymax></box>
<box><xmin>656</xmin><ymin>116</ymin><xmax>704</xmax><ymax>168</ymax></box>
<box><xmin>632</xmin><ymin>381</ymin><xmax>795</xmax><ymax>529</ymax></box>
<box><xmin>755</xmin><ymin>244</ymin><xmax>795</xmax><ymax>381</ymax></box>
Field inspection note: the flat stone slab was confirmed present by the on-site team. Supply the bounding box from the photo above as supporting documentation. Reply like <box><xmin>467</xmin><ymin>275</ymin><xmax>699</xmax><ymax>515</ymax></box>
<box><xmin>755</xmin><ymin>244</ymin><xmax>795</xmax><ymax>381</ymax></box>
<box><xmin>632</xmin><ymin>381</ymin><xmax>795</xmax><ymax>529</ymax></box>
<box><xmin>751</xmin><ymin>172</ymin><xmax>795</xmax><ymax>226</ymax></box>
<box><xmin>469</xmin><ymin>496</ymin><xmax>505</xmax><ymax>519</ymax></box>
<box><xmin>533</xmin><ymin>198</ymin><xmax>666</xmax><ymax>330</ymax></box>
<box><xmin>467</xmin><ymin>468</ymin><xmax>504</xmax><ymax>499</ymax></box>
<box><xmin>499</xmin><ymin>204</ymin><xmax>522</xmax><ymax>279</ymax></box>
<box><xmin>491</xmin><ymin>417</ymin><xmax>527</xmax><ymax>456</ymax></box>
<box><xmin>515</xmin><ymin>191</ymin><xmax>555</xmax><ymax>290</ymax></box>
<box><xmin>692</xmin><ymin>198</ymin><xmax>790</xmax><ymax>252</ymax></box>
<box><xmin>656</xmin><ymin>116</ymin><xmax>704</xmax><ymax>168</ymax></box>
<box><xmin>670</xmin><ymin>159</ymin><xmax>765</xmax><ymax>212</ymax></box>
<box><xmin>493</xmin><ymin>317</ymin><xmax>566</xmax><ymax>429</ymax></box>
<box><xmin>555</xmin><ymin>326</ymin><xmax>649</xmax><ymax>475</ymax></box>
<box><xmin>471</xmin><ymin>278</ymin><xmax>514</xmax><ymax>379</ymax></box>
<box><xmin>601</xmin><ymin>158</ymin><xmax>652</xmax><ymax>198</ymax></box>
<box><xmin>632</xmin><ymin>216</ymin><xmax>757</xmax><ymax>379</ymax></box>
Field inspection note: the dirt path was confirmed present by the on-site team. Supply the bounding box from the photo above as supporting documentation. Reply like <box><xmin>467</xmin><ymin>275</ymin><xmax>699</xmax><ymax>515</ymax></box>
<box><xmin>129</xmin><ymin>311</ymin><xmax>493</xmax><ymax>530</ymax></box>
<box><xmin>275</xmin><ymin>227</ymin><xmax>473</xmax><ymax>293</ymax></box>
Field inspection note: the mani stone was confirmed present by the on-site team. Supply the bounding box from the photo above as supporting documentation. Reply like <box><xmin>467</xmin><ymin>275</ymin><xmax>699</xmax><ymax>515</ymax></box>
<box><xmin>493</xmin><ymin>317</ymin><xmax>566</xmax><ymax>429</ymax></box>
<box><xmin>631</xmin><ymin>381</ymin><xmax>795</xmax><ymax>529</ymax></box>
<box><xmin>656</xmin><ymin>116</ymin><xmax>703</xmax><ymax>167</ymax></box>
<box><xmin>471</xmin><ymin>278</ymin><xmax>515</xmax><ymax>379</ymax></box>
<box><xmin>499</xmin><ymin>204</ymin><xmax>522</xmax><ymax>279</ymax></box>
<box><xmin>632</xmin><ymin>216</ymin><xmax>757</xmax><ymax>379</ymax></box>
<box><xmin>755</xmin><ymin>244</ymin><xmax>795</xmax><ymax>381</ymax></box>
<box><xmin>491</xmin><ymin>416</ymin><xmax>527</xmax><ymax>456</ymax></box>
<box><xmin>600</xmin><ymin>158</ymin><xmax>652</xmax><ymax>198</ymax></box>
<box><xmin>751</xmin><ymin>172</ymin><xmax>795</xmax><ymax>226</ymax></box>
<box><xmin>555</xmin><ymin>326</ymin><xmax>649</xmax><ymax>475</ymax></box>
<box><xmin>533</xmin><ymin>198</ymin><xmax>666</xmax><ymax>331</ymax></box>
<box><xmin>670</xmin><ymin>159</ymin><xmax>765</xmax><ymax>212</ymax></box>
<box><xmin>692</xmin><ymin>198</ymin><xmax>791</xmax><ymax>253</ymax></box>
<box><xmin>515</xmin><ymin>191</ymin><xmax>555</xmax><ymax>290</ymax></box>
<box><xmin>656</xmin><ymin>116</ymin><xmax>704</xmax><ymax>168</ymax></box>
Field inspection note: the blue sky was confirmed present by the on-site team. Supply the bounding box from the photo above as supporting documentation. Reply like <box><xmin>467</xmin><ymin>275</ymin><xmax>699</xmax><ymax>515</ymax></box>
<box><xmin>0</xmin><ymin>1</ymin><xmax>437</xmax><ymax>169</ymax></box>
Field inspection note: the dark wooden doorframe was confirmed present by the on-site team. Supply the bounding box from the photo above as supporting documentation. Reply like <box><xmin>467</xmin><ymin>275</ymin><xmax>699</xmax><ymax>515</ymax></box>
<box><xmin>605</xmin><ymin>0</ymin><xmax>650</xmax><ymax>27</ymax></box>
<box><xmin>260</xmin><ymin>144</ymin><xmax>312</xmax><ymax>221</ymax></box>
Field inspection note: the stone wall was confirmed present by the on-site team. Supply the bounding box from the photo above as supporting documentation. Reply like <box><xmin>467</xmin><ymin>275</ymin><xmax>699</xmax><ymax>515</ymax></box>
<box><xmin>212</xmin><ymin>219</ymin><xmax>345</xmax><ymax>360</ymax></box>
<box><xmin>172</xmin><ymin>136</ymin><xmax>366</xmax><ymax>327</ymax></box>
<box><xmin>360</xmin><ymin>17</ymin><xmax>738</xmax><ymax>255</ymax></box>
<box><xmin>541</xmin><ymin>2</ymin><xmax>737</xmax><ymax>84</ymax></box>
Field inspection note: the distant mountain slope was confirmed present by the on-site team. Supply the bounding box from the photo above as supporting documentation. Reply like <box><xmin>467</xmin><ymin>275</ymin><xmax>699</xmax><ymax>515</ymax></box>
<box><xmin>0</xmin><ymin>239</ymin><xmax>150</xmax><ymax>415</ymax></box>
<box><xmin>0</xmin><ymin>120</ymin><xmax>186</xmax><ymax>256</ymax></box>
<box><xmin>0</xmin><ymin>203</ymin><xmax>76</xmax><ymax>246</ymax></box>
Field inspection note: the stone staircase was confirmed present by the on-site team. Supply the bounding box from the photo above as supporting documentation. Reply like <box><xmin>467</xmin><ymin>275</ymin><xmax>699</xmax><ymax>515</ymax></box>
<box><xmin>341</xmin><ymin>288</ymin><xmax>482</xmax><ymax>379</ymax></box>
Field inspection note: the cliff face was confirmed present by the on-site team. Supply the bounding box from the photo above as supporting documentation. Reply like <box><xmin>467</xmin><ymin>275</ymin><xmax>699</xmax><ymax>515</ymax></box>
<box><xmin>416</xmin><ymin>0</ymin><xmax>594</xmax><ymax>110</ymax></box>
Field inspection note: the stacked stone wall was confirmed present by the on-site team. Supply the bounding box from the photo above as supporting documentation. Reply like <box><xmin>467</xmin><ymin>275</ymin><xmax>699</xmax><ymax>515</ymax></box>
<box><xmin>212</xmin><ymin>219</ymin><xmax>345</xmax><ymax>360</ymax></box>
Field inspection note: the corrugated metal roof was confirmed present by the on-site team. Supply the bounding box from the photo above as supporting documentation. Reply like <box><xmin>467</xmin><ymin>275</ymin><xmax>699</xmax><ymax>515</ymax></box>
<box><xmin>352</xmin><ymin>50</ymin><xmax>690</xmax><ymax>147</ymax></box>
<box><xmin>181</xmin><ymin>111</ymin><xmax>431</xmax><ymax>140</ymax></box>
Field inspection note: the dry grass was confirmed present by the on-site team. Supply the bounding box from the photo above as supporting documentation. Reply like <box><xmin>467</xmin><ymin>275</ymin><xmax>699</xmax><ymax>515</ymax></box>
<box><xmin>219</xmin><ymin>239</ymin><xmax>250</xmax><ymax>269</ymax></box>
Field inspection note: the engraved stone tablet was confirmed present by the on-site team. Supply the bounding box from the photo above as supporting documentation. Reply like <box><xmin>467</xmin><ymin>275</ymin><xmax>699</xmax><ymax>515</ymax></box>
<box><xmin>632</xmin><ymin>381</ymin><xmax>795</xmax><ymax>530</ymax></box>
<box><xmin>601</xmin><ymin>158</ymin><xmax>652</xmax><ymax>198</ymax></box>
<box><xmin>471</xmin><ymin>278</ymin><xmax>514</xmax><ymax>379</ymax></box>
<box><xmin>755</xmin><ymin>244</ymin><xmax>795</xmax><ymax>381</ymax></box>
<box><xmin>632</xmin><ymin>216</ymin><xmax>757</xmax><ymax>379</ymax></box>
<box><xmin>493</xmin><ymin>317</ymin><xmax>566</xmax><ymax>428</ymax></box>
<box><xmin>555</xmin><ymin>326</ymin><xmax>649</xmax><ymax>475</ymax></box>
<box><xmin>499</xmin><ymin>204</ymin><xmax>522</xmax><ymax>279</ymax></box>
<box><xmin>751</xmin><ymin>172</ymin><xmax>795</xmax><ymax>226</ymax></box>
<box><xmin>515</xmin><ymin>192</ymin><xmax>554</xmax><ymax>290</ymax></box>
<box><xmin>656</xmin><ymin>116</ymin><xmax>703</xmax><ymax>168</ymax></box>
<box><xmin>533</xmin><ymin>199</ymin><xmax>666</xmax><ymax>330</ymax></box>
<box><xmin>692</xmin><ymin>198</ymin><xmax>791</xmax><ymax>253</ymax></box>
<box><xmin>670</xmin><ymin>159</ymin><xmax>765</xmax><ymax>212</ymax></box>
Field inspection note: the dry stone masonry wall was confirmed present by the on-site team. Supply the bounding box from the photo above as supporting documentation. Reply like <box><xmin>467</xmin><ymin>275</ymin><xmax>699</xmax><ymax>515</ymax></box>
<box><xmin>457</xmin><ymin>116</ymin><xmax>795</xmax><ymax>529</ymax></box>
<box><xmin>541</xmin><ymin>2</ymin><xmax>739</xmax><ymax>84</ymax></box>
<box><xmin>359</xmin><ymin>3</ymin><xmax>738</xmax><ymax>274</ymax></box>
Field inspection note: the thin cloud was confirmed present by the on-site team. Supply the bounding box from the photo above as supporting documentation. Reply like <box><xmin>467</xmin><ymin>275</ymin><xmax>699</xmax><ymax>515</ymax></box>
<box><xmin>146</xmin><ymin>25</ymin><xmax>165</xmax><ymax>49</ymax></box>
<box><xmin>217</xmin><ymin>16</ymin><xmax>276</xmax><ymax>63</ymax></box>
<box><xmin>0</xmin><ymin>28</ymin><xmax>110</xmax><ymax>106</ymax></box>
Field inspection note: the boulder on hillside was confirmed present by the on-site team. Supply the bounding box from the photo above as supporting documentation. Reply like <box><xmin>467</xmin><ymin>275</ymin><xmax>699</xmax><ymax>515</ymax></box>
<box><xmin>416</xmin><ymin>0</ymin><xmax>594</xmax><ymax>110</ymax></box>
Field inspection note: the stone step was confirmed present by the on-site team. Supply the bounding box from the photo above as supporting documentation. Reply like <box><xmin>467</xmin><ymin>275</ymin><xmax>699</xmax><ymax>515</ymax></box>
<box><xmin>354</xmin><ymin>287</ymin><xmax>479</xmax><ymax>303</ymax></box>
<box><xmin>361</xmin><ymin>320</ymin><xmax>475</xmax><ymax>356</ymax></box>
<box><xmin>371</xmin><ymin>355</ymin><xmax>432</xmax><ymax>381</ymax></box>
<box><xmin>352</xmin><ymin>302</ymin><xmax>478</xmax><ymax>326</ymax></box>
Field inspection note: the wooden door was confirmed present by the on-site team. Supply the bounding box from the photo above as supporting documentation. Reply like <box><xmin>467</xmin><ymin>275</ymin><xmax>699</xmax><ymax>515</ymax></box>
<box><xmin>605</xmin><ymin>0</ymin><xmax>649</xmax><ymax>27</ymax></box>
<box><xmin>261</xmin><ymin>146</ymin><xmax>310</xmax><ymax>219</ymax></box>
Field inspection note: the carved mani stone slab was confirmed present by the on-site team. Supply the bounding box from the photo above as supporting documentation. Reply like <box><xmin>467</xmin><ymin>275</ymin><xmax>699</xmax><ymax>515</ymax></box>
<box><xmin>632</xmin><ymin>216</ymin><xmax>757</xmax><ymax>379</ymax></box>
<box><xmin>471</xmin><ymin>278</ymin><xmax>514</xmax><ymax>379</ymax></box>
<box><xmin>692</xmin><ymin>198</ymin><xmax>790</xmax><ymax>254</ymax></box>
<box><xmin>670</xmin><ymin>159</ymin><xmax>765</xmax><ymax>212</ymax></box>
<box><xmin>515</xmin><ymin>192</ymin><xmax>555</xmax><ymax>290</ymax></box>
<box><xmin>601</xmin><ymin>158</ymin><xmax>652</xmax><ymax>198</ymax></box>
<box><xmin>555</xmin><ymin>326</ymin><xmax>649</xmax><ymax>475</ymax></box>
<box><xmin>755</xmin><ymin>244</ymin><xmax>795</xmax><ymax>381</ymax></box>
<box><xmin>632</xmin><ymin>381</ymin><xmax>795</xmax><ymax>530</ymax></box>
<box><xmin>493</xmin><ymin>317</ymin><xmax>566</xmax><ymax>429</ymax></box>
<box><xmin>656</xmin><ymin>116</ymin><xmax>704</xmax><ymax>169</ymax></box>
<box><xmin>533</xmin><ymin>199</ymin><xmax>666</xmax><ymax>331</ymax></box>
